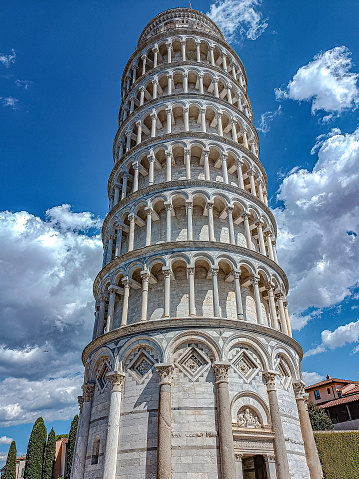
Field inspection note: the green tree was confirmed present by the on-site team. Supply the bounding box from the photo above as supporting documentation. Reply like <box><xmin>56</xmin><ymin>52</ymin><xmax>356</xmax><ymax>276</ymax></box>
<box><xmin>3</xmin><ymin>440</ymin><xmax>17</xmax><ymax>479</ymax></box>
<box><xmin>65</xmin><ymin>415</ymin><xmax>78</xmax><ymax>479</ymax></box>
<box><xmin>24</xmin><ymin>417</ymin><xmax>47</xmax><ymax>479</ymax></box>
<box><xmin>42</xmin><ymin>428</ymin><xmax>56</xmax><ymax>479</ymax></box>
<box><xmin>55</xmin><ymin>434</ymin><xmax>68</xmax><ymax>442</ymax></box>
<box><xmin>308</xmin><ymin>402</ymin><xmax>334</xmax><ymax>431</ymax></box>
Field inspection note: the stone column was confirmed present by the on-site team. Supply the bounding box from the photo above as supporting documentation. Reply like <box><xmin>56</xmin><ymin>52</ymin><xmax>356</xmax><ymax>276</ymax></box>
<box><xmin>227</xmin><ymin>206</ymin><xmax>235</xmax><ymax>245</ymax></box>
<box><xmin>196</xmin><ymin>40</ymin><xmax>201</xmax><ymax>62</ymax></box>
<box><xmin>258</xmin><ymin>181</ymin><xmax>264</xmax><ymax>202</ymax></box>
<box><xmin>231</xmin><ymin>120</ymin><xmax>238</xmax><ymax>142</ymax></box>
<box><xmin>248</xmin><ymin>170</ymin><xmax>257</xmax><ymax>196</ymax></box>
<box><xmin>148</xmin><ymin>154</ymin><xmax>155</xmax><ymax>185</ymax></box>
<box><xmin>156</xmin><ymin>364</ymin><xmax>174</xmax><ymax>479</ymax></box>
<box><xmin>214</xmin><ymin>77</ymin><xmax>219</xmax><ymax>97</ymax></box>
<box><xmin>151</xmin><ymin>112</ymin><xmax>157</xmax><ymax>137</ymax></box>
<box><xmin>211</xmin><ymin>267</ymin><xmax>220</xmax><ymax>317</ymax></box>
<box><xmin>252</xmin><ymin>275</ymin><xmax>264</xmax><ymax>325</ymax></box>
<box><xmin>187</xmin><ymin>266</ymin><xmax>196</xmax><ymax>316</ymax></box>
<box><xmin>163</xmin><ymin>267</ymin><xmax>171</xmax><ymax>318</ymax></box>
<box><xmin>263</xmin><ymin>372</ymin><xmax>290</xmax><ymax>479</ymax></box>
<box><xmin>168</xmin><ymin>74</ymin><xmax>173</xmax><ymax>95</ymax></box>
<box><xmin>185</xmin><ymin>149</ymin><xmax>191</xmax><ymax>179</ymax></box>
<box><xmin>236</xmin><ymin>160</ymin><xmax>244</xmax><ymax>189</ymax></box>
<box><xmin>183</xmin><ymin>72</ymin><xmax>188</xmax><ymax>93</ymax></box>
<box><xmin>186</xmin><ymin>201</ymin><xmax>193</xmax><ymax>240</ymax></box>
<box><xmin>207</xmin><ymin>202</ymin><xmax>215</xmax><ymax>241</ymax></box>
<box><xmin>277</xmin><ymin>295</ymin><xmax>288</xmax><ymax>335</ymax></box>
<box><xmin>227</xmin><ymin>85</ymin><xmax>232</xmax><ymax>104</ymax></box>
<box><xmin>115</xmin><ymin>227</ymin><xmax>122</xmax><ymax>257</ymax></box>
<box><xmin>266</xmin><ymin>283</ymin><xmax>279</xmax><ymax>330</ymax></box>
<box><xmin>165</xmin><ymin>202</ymin><xmax>172</xmax><ymax>242</ymax></box>
<box><xmin>96</xmin><ymin>295</ymin><xmax>106</xmax><ymax>337</ymax></box>
<box><xmin>243</xmin><ymin>213</ymin><xmax>253</xmax><ymax>250</ymax></box>
<box><xmin>128</xmin><ymin>213</ymin><xmax>135</xmax><ymax>252</ymax></box>
<box><xmin>242</xmin><ymin>131</ymin><xmax>249</xmax><ymax>149</ymax></box>
<box><xmin>113</xmin><ymin>184</ymin><xmax>121</xmax><ymax>206</ymax></box>
<box><xmin>233</xmin><ymin>271</ymin><xmax>244</xmax><ymax>319</ymax></box>
<box><xmin>264</xmin><ymin>455</ymin><xmax>278</xmax><ymax>479</ymax></box>
<box><xmin>204</xmin><ymin>150</ymin><xmax>210</xmax><ymax>180</ymax></box>
<box><xmin>166</xmin><ymin>108</ymin><xmax>172</xmax><ymax>134</ymax></box>
<box><xmin>213</xmin><ymin>363</ymin><xmax>236</xmax><ymax>479</ymax></box>
<box><xmin>201</xmin><ymin>107</ymin><xmax>206</xmax><ymax>133</ymax></box>
<box><xmin>145</xmin><ymin>207</ymin><xmax>152</xmax><ymax>246</ymax></box>
<box><xmin>140</xmin><ymin>271</ymin><xmax>150</xmax><ymax>322</ymax></box>
<box><xmin>235</xmin><ymin>454</ymin><xmax>244</xmax><ymax>479</ymax></box>
<box><xmin>121</xmin><ymin>172</ymin><xmax>129</xmax><ymax>200</ymax></box>
<box><xmin>181</xmin><ymin>40</ymin><xmax>186</xmax><ymax>61</ymax></box>
<box><xmin>222</xmin><ymin>153</ymin><xmax>229</xmax><ymax>183</ymax></box>
<box><xmin>106</xmin><ymin>235</ymin><xmax>114</xmax><ymax>264</ymax></box>
<box><xmin>284</xmin><ymin>302</ymin><xmax>292</xmax><ymax>337</ymax></box>
<box><xmin>153</xmin><ymin>80</ymin><xmax>158</xmax><ymax>99</ymax></box>
<box><xmin>105</xmin><ymin>287</ymin><xmax>116</xmax><ymax>333</ymax></box>
<box><xmin>166</xmin><ymin>42</ymin><xmax>172</xmax><ymax>63</ymax></box>
<box><xmin>273</xmin><ymin>242</ymin><xmax>279</xmax><ymax>263</ymax></box>
<box><xmin>217</xmin><ymin>112</ymin><xmax>223</xmax><ymax>136</ymax></box>
<box><xmin>222</xmin><ymin>54</ymin><xmax>228</xmax><ymax>71</ymax></box>
<box><xmin>266</xmin><ymin>233</ymin><xmax>275</xmax><ymax>261</ymax></box>
<box><xmin>198</xmin><ymin>72</ymin><xmax>204</xmax><ymax>94</ymax></box>
<box><xmin>120</xmin><ymin>277</ymin><xmax>130</xmax><ymax>326</ymax></box>
<box><xmin>102</xmin><ymin>371</ymin><xmax>125</xmax><ymax>479</ymax></box>
<box><xmin>139</xmin><ymin>86</ymin><xmax>145</xmax><ymax>106</ymax></box>
<box><xmin>256</xmin><ymin>221</ymin><xmax>267</xmax><ymax>256</ymax></box>
<box><xmin>209</xmin><ymin>45</ymin><xmax>215</xmax><ymax>66</ymax></box>
<box><xmin>136</xmin><ymin>120</ymin><xmax>142</xmax><ymax>144</ymax></box>
<box><xmin>184</xmin><ymin>106</ymin><xmax>190</xmax><ymax>131</ymax></box>
<box><xmin>132</xmin><ymin>161</ymin><xmax>139</xmax><ymax>193</ymax></box>
<box><xmin>70</xmin><ymin>383</ymin><xmax>94</xmax><ymax>479</ymax></box>
<box><xmin>141</xmin><ymin>55</ymin><xmax>146</xmax><ymax>75</ymax></box>
<box><xmin>165</xmin><ymin>151</ymin><xmax>172</xmax><ymax>181</ymax></box>
<box><xmin>153</xmin><ymin>46</ymin><xmax>158</xmax><ymax>67</ymax></box>
<box><xmin>293</xmin><ymin>381</ymin><xmax>323</xmax><ymax>479</ymax></box>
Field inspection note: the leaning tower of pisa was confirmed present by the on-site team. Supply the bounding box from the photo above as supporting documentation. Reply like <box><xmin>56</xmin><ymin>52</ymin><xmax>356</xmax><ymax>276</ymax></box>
<box><xmin>71</xmin><ymin>8</ymin><xmax>323</xmax><ymax>479</ymax></box>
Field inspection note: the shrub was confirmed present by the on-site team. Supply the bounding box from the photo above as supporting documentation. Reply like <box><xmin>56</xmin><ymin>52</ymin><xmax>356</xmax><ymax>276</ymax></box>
<box><xmin>308</xmin><ymin>402</ymin><xmax>334</xmax><ymax>431</ymax></box>
<box><xmin>314</xmin><ymin>431</ymin><xmax>359</xmax><ymax>479</ymax></box>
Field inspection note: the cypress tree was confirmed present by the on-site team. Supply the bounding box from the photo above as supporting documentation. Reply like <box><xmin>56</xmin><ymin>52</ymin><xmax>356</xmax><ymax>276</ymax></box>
<box><xmin>308</xmin><ymin>402</ymin><xmax>334</xmax><ymax>431</ymax></box>
<box><xmin>3</xmin><ymin>440</ymin><xmax>17</xmax><ymax>479</ymax></box>
<box><xmin>42</xmin><ymin>428</ymin><xmax>56</xmax><ymax>479</ymax></box>
<box><xmin>24</xmin><ymin>417</ymin><xmax>47</xmax><ymax>479</ymax></box>
<box><xmin>65</xmin><ymin>415</ymin><xmax>78</xmax><ymax>479</ymax></box>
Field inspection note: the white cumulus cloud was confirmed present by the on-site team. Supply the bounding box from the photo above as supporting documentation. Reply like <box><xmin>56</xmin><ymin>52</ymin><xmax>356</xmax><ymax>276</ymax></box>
<box><xmin>207</xmin><ymin>0</ymin><xmax>268</xmax><ymax>43</ymax></box>
<box><xmin>0</xmin><ymin>205</ymin><xmax>103</xmax><ymax>425</ymax></box>
<box><xmin>0</xmin><ymin>436</ymin><xmax>13</xmax><ymax>445</ymax></box>
<box><xmin>0</xmin><ymin>97</ymin><xmax>19</xmax><ymax>109</ymax></box>
<box><xmin>305</xmin><ymin>319</ymin><xmax>359</xmax><ymax>357</ymax></box>
<box><xmin>274</xmin><ymin>127</ymin><xmax>359</xmax><ymax>329</ymax></box>
<box><xmin>302</xmin><ymin>371</ymin><xmax>325</xmax><ymax>386</ymax></box>
<box><xmin>275</xmin><ymin>46</ymin><xmax>359</xmax><ymax>116</ymax></box>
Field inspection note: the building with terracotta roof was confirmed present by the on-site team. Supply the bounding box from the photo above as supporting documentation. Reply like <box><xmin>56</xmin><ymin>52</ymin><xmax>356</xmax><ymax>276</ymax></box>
<box><xmin>0</xmin><ymin>455</ymin><xmax>26</xmax><ymax>479</ymax></box>
<box><xmin>305</xmin><ymin>375</ymin><xmax>359</xmax><ymax>430</ymax></box>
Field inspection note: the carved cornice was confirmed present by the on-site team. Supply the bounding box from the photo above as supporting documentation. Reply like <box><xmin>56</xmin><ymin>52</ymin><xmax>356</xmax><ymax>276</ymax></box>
<box><xmin>93</xmin><ymin>241</ymin><xmax>288</xmax><ymax>294</ymax></box>
<box><xmin>82</xmin><ymin>317</ymin><xmax>303</xmax><ymax>367</ymax></box>
<box><xmin>103</xmin><ymin>180</ymin><xmax>276</xmax><ymax>238</ymax></box>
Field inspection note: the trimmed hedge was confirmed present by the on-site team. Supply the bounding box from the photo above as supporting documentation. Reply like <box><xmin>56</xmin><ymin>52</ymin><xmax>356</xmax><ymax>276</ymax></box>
<box><xmin>314</xmin><ymin>430</ymin><xmax>359</xmax><ymax>479</ymax></box>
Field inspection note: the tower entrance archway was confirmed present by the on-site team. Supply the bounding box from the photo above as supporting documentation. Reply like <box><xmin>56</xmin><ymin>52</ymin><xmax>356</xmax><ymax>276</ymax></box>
<box><xmin>242</xmin><ymin>455</ymin><xmax>268</xmax><ymax>479</ymax></box>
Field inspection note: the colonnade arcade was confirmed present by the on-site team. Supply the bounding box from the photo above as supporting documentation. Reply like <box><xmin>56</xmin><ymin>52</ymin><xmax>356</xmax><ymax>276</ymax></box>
<box><xmin>103</xmin><ymin>190</ymin><xmax>276</xmax><ymax>264</ymax></box>
<box><xmin>115</xmin><ymin>99</ymin><xmax>259</xmax><ymax>160</ymax></box>
<box><xmin>110</xmin><ymin>142</ymin><xmax>267</xmax><ymax>205</ymax></box>
<box><xmin>122</xmin><ymin>35</ymin><xmax>247</xmax><ymax>99</ymax></box>
<box><xmin>120</xmin><ymin>66</ymin><xmax>252</xmax><ymax>122</ymax></box>
<box><xmin>93</xmin><ymin>252</ymin><xmax>291</xmax><ymax>340</ymax></box>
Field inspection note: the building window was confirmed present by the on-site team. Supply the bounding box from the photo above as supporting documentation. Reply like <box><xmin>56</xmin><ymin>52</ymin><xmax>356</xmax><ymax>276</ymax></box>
<box><xmin>314</xmin><ymin>389</ymin><xmax>321</xmax><ymax>400</ymax></box>
<box><xmin>327</xmin><ymin>388</ymin><xmax>331</xmax><ymax>394</ymax></box>
<box><xmin>338</xmin><ymin>391</ymin><xmax>342</xmax><ymax>398</ymax></box>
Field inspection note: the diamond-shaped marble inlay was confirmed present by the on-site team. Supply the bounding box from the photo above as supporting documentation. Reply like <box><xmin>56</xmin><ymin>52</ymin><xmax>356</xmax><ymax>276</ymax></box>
<box><xmin>176</xmin><ymin>347</ymin><xmax>210</xmax><ymax>381</ymax></box>
<box><xmin>231</xmin><ymin>350</ymin><xmax>259</xmax><ymax>382</ymax></box>
<box><xmin>277</xmin><ymin>358</ymin><xmax>291</xmax><ymax>388</ymax></box>
<box><xmin>96</xmin><ymin>362</ymin><xmax>109</xmax><ymax>392</ymax></box>
<box><xmin>128</xmin><ymin>349</ymin><xmax>155</xmax><ymax>383</ymax></box>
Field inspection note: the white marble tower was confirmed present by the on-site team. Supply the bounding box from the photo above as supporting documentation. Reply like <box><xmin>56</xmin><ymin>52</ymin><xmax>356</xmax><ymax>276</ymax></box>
<box><xmin>71</xmin><ymin>8</ymin><xmax>323</xmax><ymax>479</ymax></box>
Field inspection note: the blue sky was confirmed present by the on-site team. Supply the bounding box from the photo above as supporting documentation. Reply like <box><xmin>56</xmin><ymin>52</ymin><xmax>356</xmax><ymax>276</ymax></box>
<box><xmin>1</xmin><ymin>0</ymin><xmax>359</xmax><ymax>464</ymax></box>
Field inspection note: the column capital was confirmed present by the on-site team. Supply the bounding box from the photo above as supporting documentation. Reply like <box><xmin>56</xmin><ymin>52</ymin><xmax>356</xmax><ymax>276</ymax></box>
<box><xmin>150</xmin><ymin>110</ymin><xmax>157</xmax><ymax>119</ymax></box>
<box><xmin>247</xmin><ymin>168</ymin><xmax>255</xmax><ymax>176</ymax></box>
<box><xmin>106</xmin><ymin>371</ymin><xmax>125</xmax><ymax>392</ymax></box>
<box><xmin>144</xmin><ymin>206</ymin><xmax>153</xmax><ymax>215</ymax></box>
<box><xmin>226</xmin><ymin>205</ymin><xmax>234</xmax><ymax>214</ymax></box>
<box><xmin>233</xmin><ymin>269</ymin><xmax>241</xmax><ymax>280</ymax></box>
<box><xmin>162</xmin><ymin>266</ymin><xmax>172</xmax><ymax>278</ymax></box>
<box><xmin>165</xmin><ymin>40</ymin><xmax>173</xmax><ymax>47</ymax></box>
<box><xmin>140</xmin><ymin>270</ymin><xmax>151</xmax><ymax>281</ymax></box>
<box><xmin>250</xmin><ymin>274</ymin><xmax>260</xmax><ymax>285</ymax></box>
<box><xmin>184</xmin><ymin>148</ymin><xmax>191</xmax><ymax>157</ymax></box>
<box><xmin>186</xmin><ymin>200</ymin><xmax>193</xmax><ymax>208</ymax></box>
<box><xmin>165</xmin><ymin>106</ymin><xmax>172</xmax><ymax>114</ymax></box>
<box><xmin>108</xmin><ymin>286</ymin><xmax>117</xmax><ymax>296</ymax></box>
<box><xmin>164</xmin><ymin>200</ymin><xmax>172</xmax><ymax>210</ymax></box>
<box><xmin>135</xmin><ymin>119</ymin><xmax>142</xmax><ymax>127</ymax></box>
<box><xmin>155</xmin><ymin>363</ymin><xmax>174</xmax><ymax>386</ymax></box>
<box><xmin>122</xmin><ymin>276</ymin><xmax>131</xmax><ymax>288</ymax></box>
<box><xmin>265</xmin><ymin>281</ymin><xmax>275</xmax><ymax>292</ymax></box>
<box><xmin>128</xmin><ymin>212</ymin><xmax>135</xmax><ymax>221</ymax></box>
<box><xmin>165</xmin><ymin>150</ymin><xmax>172</xmax><ymax>158</ymax></box>
<box><xmin>147</xmin><ymin>153</ymin><xmax>155</xmax><ymax>162</ymax></box>
<box><xmin>139</xmin><ymin>85</ymin><xmax>146</xmax><ymax>92</ymax></box>
<box><xmin>234</xmin><ymin>453</ymin><xmax>243</xmax><ymax>462</ymax></box>
<box><xmin>292</xmin><ymin>380</ymin><xmax>307</xmax><ymax>400</ymax></box>
<box><xmin>211</xmin><ymin>267</ymin><xmax>219</xmax><ymax>276</ymax></box>
<box><xmin>141</xmin><ymin>54</ymin><xmax>147</xmax><ymax>60</ymax></box>
<box><xmin>152</xmin><ymin>44</ymin><xmax>159</xmax><ymax>52</ymax></box>
<box><xmin>82</xmin><ymin>383</ymin><xmax>95</xmax><ymax>401</ymax></box>
<box><xmin>200</xmin><ymin>106</ymin><xmax>207</xmax><ymax>113</ymax></box>
<box><xmin>213</xmin><ymin>362</ymin><xmax>231</xmax><ymax>384</ymax></box>
<box><xmin>187</xmin><ymin>266</ymin><xmax>195</xmax><ymax>275</ymax></box>
<box><xmin>263</xmin><ymin>371</ymin><xmax>278</xmax><ymax>390</ymax></box>
<box><xmin>206</xmin><ymin>201</ymin><xmax>214</xmax><ymax>209</ymax></box>
<box><xmin>132</xmin><ymin>160</ymin><xmax>139</xmax><ymax>170</ymax></box>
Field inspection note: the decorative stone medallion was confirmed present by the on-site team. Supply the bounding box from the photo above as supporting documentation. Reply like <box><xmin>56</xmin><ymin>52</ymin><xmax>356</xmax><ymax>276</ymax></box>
<box><xmin>128</xmin><ymin>348</ymin><xmax>155</xmax><ymax>383</ymax></box>
<box><xmin>176</xmin><ymin>346</ymin><xmax>211</xmax><ymax>381</ymax></box>
<box><xmin>231</xmin><ymin>350</ymin><xmax>259</xmax><ymax>382</ymax></box>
